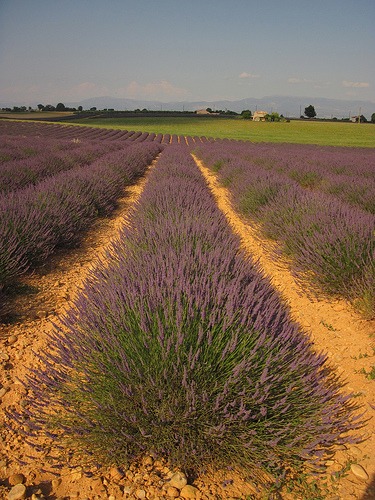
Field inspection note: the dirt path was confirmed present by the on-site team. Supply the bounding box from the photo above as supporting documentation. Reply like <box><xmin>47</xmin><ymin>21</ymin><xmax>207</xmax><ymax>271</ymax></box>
<box><xmin>0</xmin><ymin>152</ymin><xmax>374</xmax><ymax>500</ymax></box>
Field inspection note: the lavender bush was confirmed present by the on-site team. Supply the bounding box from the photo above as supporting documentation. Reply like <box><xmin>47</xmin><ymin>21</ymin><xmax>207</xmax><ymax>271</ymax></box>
<box><xmin>0</xmin><ymin>143</ymin><xmax>160</xmax><ymax>308</ymax></box>
<box><xmin>0</xmin><ymin>136</ymin><xmax>126</xmax><ymax>193</ymax></box>
<box><xmin>196</xmin><ymin>141</ymin><xmax>375</xmax><ymax>209</ymax></box>
<box><xmin>196</xmin><ymin>143</ymin><xmax>375</xmax><ymax>317</ymax></box>
<box><xmin>14</xmin><ymin>146</ymin><xmax>363</xmax><ymax>489</ymax></box>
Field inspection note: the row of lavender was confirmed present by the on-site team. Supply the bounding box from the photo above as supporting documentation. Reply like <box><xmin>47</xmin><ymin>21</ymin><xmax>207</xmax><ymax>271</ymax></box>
<box><xmin>0</xmin><ymin>141</ymin><xmax>161</xmax><ymax>313</ymax></box>
<box><xmin>0</xmin><ymin>120</ymin><xmax>219</xmax><ymax>145</ymax></box>
<box><xmin>14</xmin><ymin>145</ymin><xmax>361</xmax><ymax>490</ymax></box>
<box><xmin>0</xmin><ymin>135</ymin><xmax>127</xmax><ymax>193</ymax></box>
<box><xmin>195</xmin><ymin>142</ymin><xmax>375</xmax><ymax>317</ymax></box>
<box><xmin>204</xmin><ymin>141</ymin><xmax>375</xmax><ymax>214</ymax></box>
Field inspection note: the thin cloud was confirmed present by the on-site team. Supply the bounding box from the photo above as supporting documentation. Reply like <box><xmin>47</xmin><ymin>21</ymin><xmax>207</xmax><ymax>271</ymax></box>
<box><xmin>314</xmin><ymin>82</ymin><xmax>331</xmax><ymax>89</ymax></box>
<box><xmin>70</xmin><ymin>82</ymin><xmax>109</xmax><ymax>96</ymax></box>
<box><xmin>342</xmin><ymin>80</ymin><xmax>370</xmax><ymax>88</ymax></box>
<box><xmin>239</xmin><ymin>72</ymin><xmax>260</xmax><ymax>79</ymax></box>
<box><xmin>288</xmin><ymin>78</ymin><xmax>314</xmax><ymax>84</ymax></box>
<box><xmin>126</xmin><ymin>81</ymin><xmax>189</xmax><ymax>100</ymax></box>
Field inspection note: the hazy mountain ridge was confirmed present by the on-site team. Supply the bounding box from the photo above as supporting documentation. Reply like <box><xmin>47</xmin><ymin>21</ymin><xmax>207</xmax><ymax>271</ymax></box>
<box><xmin>2</xmin><ymin>95</ymin><xmax>374</xmax><ymax>119</ymax></box>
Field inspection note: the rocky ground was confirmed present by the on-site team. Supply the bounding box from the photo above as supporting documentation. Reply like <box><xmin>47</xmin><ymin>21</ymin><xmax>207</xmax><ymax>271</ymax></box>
<box><xmin>0</xmin><ymin>155</ymin><xmax>374</xmax><ymax>500</ymax></box>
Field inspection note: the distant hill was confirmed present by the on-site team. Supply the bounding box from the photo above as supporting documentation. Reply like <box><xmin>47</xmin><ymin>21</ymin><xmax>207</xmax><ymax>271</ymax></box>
<box><xmin>2</xmin><ymin>95</ymin><xmax>374</xmax><ymax>120</ymax></box>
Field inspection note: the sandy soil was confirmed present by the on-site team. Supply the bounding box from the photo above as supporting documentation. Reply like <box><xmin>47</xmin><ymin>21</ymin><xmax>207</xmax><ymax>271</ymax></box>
<box><xmin>0</xmin><ymin>153</ymin><xmax>374</xmax><ymax>500</ymax></box>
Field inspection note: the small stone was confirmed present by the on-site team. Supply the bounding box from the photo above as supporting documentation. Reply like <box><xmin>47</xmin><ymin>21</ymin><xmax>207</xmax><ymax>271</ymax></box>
<box><xmin>51</xmin><ymin>478</ymin><xmax>61</xmax><ymax>490</ymax></box>
<box><xmin>166</xmin><ymin>486</ymin><xmax>180</xmax><ymax>498</ymax></box>
<box><xmin>136</xmin><ymin>489</ymin><xmax>146</xmax><ymax>499</ymax></box>
<box><xmin>350</xmin><ymin>463</ymin><xmax>369</xmax><ymax>480</ymax></box>
<box><xmin>126</xmin><ymin>470</ymin><xmax>134</xmax><ymax>481</ymax></box>
<box><xmin>169</xmin><ymin>472</ymin><xmax>188</xmax><ymax>489</ymax></box>
<box><xmin>325</xmin><ymin>460</ymin><xmax>335</xmax><ymax>466</ymax></box>
<box><xmin>108</xmin><ymin>496</ymin><xmax>116</xmax><ymax>500</ymax></box>
<box><xmin>0</xmin><ymin>352</ymin><xmax>10</xmax><ymax>361</ymax></box>
<box><xmin>36</xmin><ymin>310</ymin><xmax>48</xmax><ymax>319</ymax></box>
<box><xmin>8</xmin><ymin>335</ymin><xmax>18</xmax><ymax>345</ymax></box>
<box><xmin>0</xmin><ymin>387</ymin><xmax>9</xmax><ymax>398</ymax></box>
<box><xmin>333</xmin><ymin>304</ymin><xmax>344</xmax><ymax>312</ymax></box>
<box><xmin>7</xmin><ymin>483</ymin><xmax>27</xmax><ymax>500</ymax></box>
<box><xmin>143</xmin><ymin>455</ymin><xmax>154</xmax><ymax>466</ymax></box>
<box><xmin>8</xmin><ymin>473</ymin><xmax>25</xmax><ymax>486</ymax></box>
<box><xmin>123</xmin><ymin>485</ymin><xmax>132</xmax><ymax>495</ymax></box>
<box><xmin>180</xmin><ymin>485</ymin><xmax>199</xmax><ymax>499</ymax></box>
<box><xmin>0</xmin><ymin>459</ymin><xmax>7</xmax><ymax>467</ymax></box>
<box><xmin>349</xmin><ymin>445</ymin><xmax>362</xmax><ymax>456</ymax></box>
<box><xmin>110</xmin><ymin>466</ymin><xmax>124</xmax><ymax>480</ymax></box>
<box><xmin>70</xmin><ymin>471</ymin><xmax>82</xmax><ymax>481</ymax></box>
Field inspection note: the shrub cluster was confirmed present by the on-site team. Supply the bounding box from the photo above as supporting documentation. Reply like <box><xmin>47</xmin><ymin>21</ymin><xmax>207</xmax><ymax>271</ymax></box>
<box><xmin>0</xmin><ymin>135</ymin><xmax>126</xmax><ymax>193</ymax></box>
<box><xmin>13</xmin><ymin>146</ymin><xmax>363</xmax><ymax>489</ymax></box>
<box><xmin>0</xmin><ymin>142</ymin><xmax>161</xmax><ymax>312</ymax></box>
<box><xmin>196</xmin><ymin>143</ymin><xmax>375</xmax><ymax>317</ymax></box>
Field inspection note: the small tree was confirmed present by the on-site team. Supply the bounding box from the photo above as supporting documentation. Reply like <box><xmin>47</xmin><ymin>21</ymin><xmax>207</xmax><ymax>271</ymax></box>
<box><xmin>356</xmin><ymin>114</ymin><xmax>367</xmax><ymax>123</ymax></box>
<box><xmin>304</xmin><ymin>105</ymin><xmax>316</xmax><ymax>118</ymax></box>
<box><xmin>37</xmin><ymin>104</ymin><xmax>45</xmax><ymax>111</ymax></box>
<box><xmin>265</xmin><ymin>112</ymin><xmax>280</xmax><ymax>122</ymax></box>
<box><xmin>56</xmin><ymin>102</ymin><xmax>66</xmax><ymax>111</ymax></box>
<box><xmin>241</xmin><ymin>109</ymin><xmax>252</xmax><ymax>119</ymax></box>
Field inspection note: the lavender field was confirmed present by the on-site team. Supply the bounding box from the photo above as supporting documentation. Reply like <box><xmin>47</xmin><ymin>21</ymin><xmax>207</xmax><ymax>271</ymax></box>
<box><xmin>1</xmin><ymin>121</ymin><xmax>372</xmax><ymax>494</ymax></box>
<box><xmin>195</xmin><ymin>142</ymin><xmax>375</xmax><ymax>319</ymax></box>
<box><xmin>0</xmin><ymin>129</ymin><xmax>161</xmax><ymax>312</ymax></box>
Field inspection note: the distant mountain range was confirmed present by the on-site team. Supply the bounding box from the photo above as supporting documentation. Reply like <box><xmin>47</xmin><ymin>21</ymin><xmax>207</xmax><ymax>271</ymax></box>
<box><xmin>2</xmin><ymin>95</ymin><xmax>374</xmax><ymax>119</ymax></box>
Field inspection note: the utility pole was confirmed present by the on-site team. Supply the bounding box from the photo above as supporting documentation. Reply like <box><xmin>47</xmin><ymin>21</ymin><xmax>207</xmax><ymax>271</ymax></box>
<box><xmin>358</xmin><ymin>107</ymin><xmax>361</xmax><ymax>124</ymax></box>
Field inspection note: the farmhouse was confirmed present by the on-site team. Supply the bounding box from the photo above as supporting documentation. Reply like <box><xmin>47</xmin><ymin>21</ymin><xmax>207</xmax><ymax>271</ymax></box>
<box><xmin>196</xmin><ymin>109</ymin><xmax>220</xmax><ymax>115</ymax></box>
<box><xmin>252</xmin><ymin>111</ymin><xmax>268</xmax><ymax>121</ymax></box>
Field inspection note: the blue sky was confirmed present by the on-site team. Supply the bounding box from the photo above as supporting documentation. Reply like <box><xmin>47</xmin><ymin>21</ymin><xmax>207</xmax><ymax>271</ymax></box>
<box><xmin>0</xmin><ymin>0</ymin><xmax>374</xmax><ymax>106</ymax></box>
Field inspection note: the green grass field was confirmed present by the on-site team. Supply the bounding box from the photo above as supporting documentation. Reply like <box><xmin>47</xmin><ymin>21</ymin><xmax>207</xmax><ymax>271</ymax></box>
<box><xmin>62</xmin><ymin>116</ymin><xmax>375</xmax><ymax>147</ymax></box>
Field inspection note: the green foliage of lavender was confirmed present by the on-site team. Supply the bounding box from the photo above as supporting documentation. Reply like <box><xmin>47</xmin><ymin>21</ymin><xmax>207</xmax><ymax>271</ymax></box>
<box><xmin>15</xmin><ymin>146</ymin><xmax>363</xmax><ymax>489</ymax></box>
<box><xmin>196</xmin><ymin>143</ymin><xmax>375</xmax><ymax>317</ymax></box>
